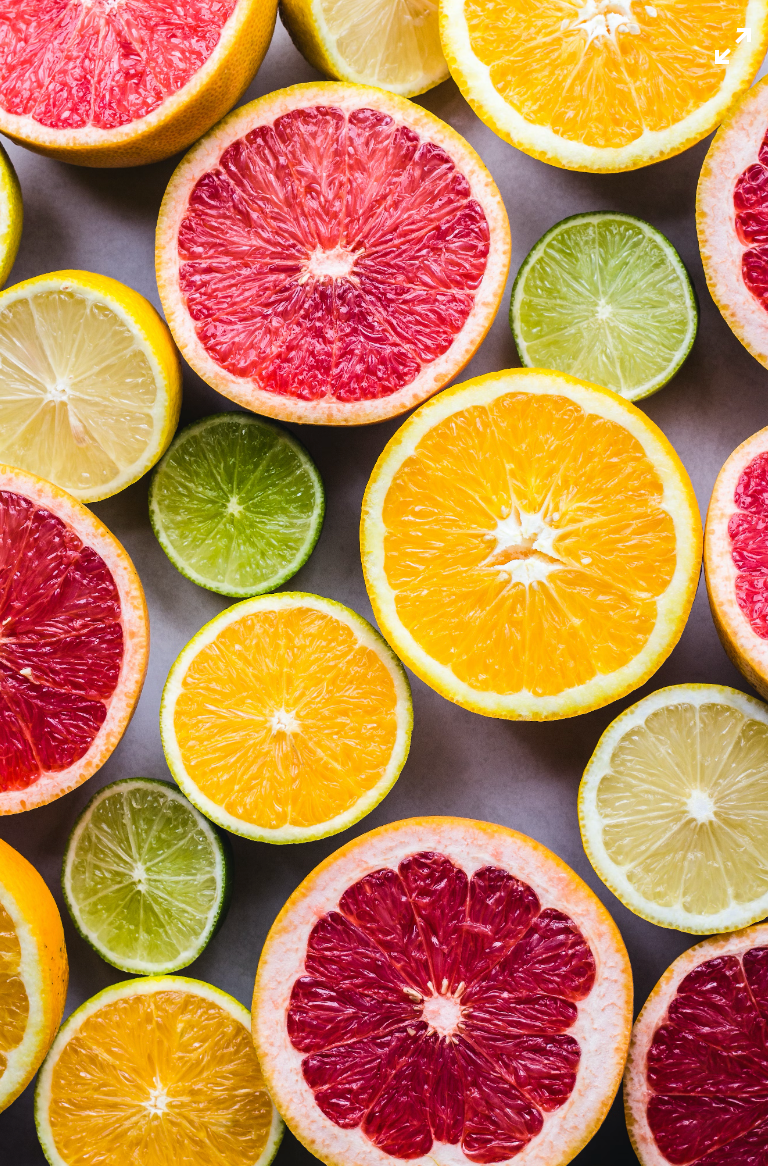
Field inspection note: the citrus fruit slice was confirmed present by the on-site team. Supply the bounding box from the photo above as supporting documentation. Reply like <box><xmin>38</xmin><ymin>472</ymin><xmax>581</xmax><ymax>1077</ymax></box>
<box><xmin>149</xmin><ymin>413</ymin><xmax>324</xmax><ymax>598</ymax></box>
<box><xmin>62</xmin><ymin>778</ymin><xmax>232</xmax><ymax>976</ymax></box>
<box><xmin>439</xmin><ymin>0</ymin><xmax>768</xmax><ymax>173</ymax></box>
<box><xmin>160</xmin><ymin>592</ymin><xmax>412</xmax><ymax>842</ymax></box>
<box><xmin>698</xmin><ymin>75</ymin><xmax>768</xmax><ymax>370</ymax></box>
<box><xmin>156</xmin><ymin>81</ymin><xmax>510</xmax><ymax>425</ymax></box>
<box><xmin>280</xmin><ymin>0</ymin><xmax>449</xmax><ymax>97</ymax></box>
<box><xmin>579</xmin><ymin>683</ymin><xmax>768</xmax><ymax>934</ymax></box>
<box><xmin>705</xmin><ymin>427</ymin><xmax>768</xmax><ymax>700</ymax></box>
<box><xmin>253</xmin><ymin>816</ymin><xmax>632</xmax><ymax>1166</ymax></box>
<box><xmin>0</xmin><ymin>0</ymin><xmax>277</xmax><ymax>168</ymax></box>
<box><xmin>35</xmin><ymin>975</ymin><xmax>284</xmax><ymax>1166</ymax></box>
<box><xmin>624</xmin><ymin>922</ymin><xmax>768</xmax><ymax>1166</ymax></box>
<box><xmin>0</xmin><ymin>271</ymin><xmax>181</xmax><ymax>503</ymax></box>
<box><xmin>361</xmin><ymin>367</ymin><xmax>701</xmax><ymax>720</ymax></box>
<box><xmin>0</xmin><ymin>838</ymin><xmax>67</xmax><ymax>1114</ymax></box>
<box><xmin>0</xmin><ymin>144</ymin><xmax>21</xmax><ymax>288</ymax></box>
<box><xmin>0</xmin><ymin>464</ymin><xmax>148</xmax><ymax>815</ymax></box>
<box><xmin>510</xmin><ymin>212</ymin><xmax>698</xmax><ymax>402</ymax></box>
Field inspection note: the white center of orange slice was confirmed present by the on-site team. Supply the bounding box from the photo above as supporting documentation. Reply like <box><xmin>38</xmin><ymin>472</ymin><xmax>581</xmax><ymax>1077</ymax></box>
<box><xmin>571</xmin><ymin>0</ymin><xmax>640</xmax><ymax>45</ymax></box>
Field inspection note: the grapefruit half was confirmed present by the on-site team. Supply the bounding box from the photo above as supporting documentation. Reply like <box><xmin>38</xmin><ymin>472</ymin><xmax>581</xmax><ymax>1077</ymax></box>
<box><xmin>0</xmin><ymin>465</ymin><xmax>148</xmax><ymax>814</ymax></box>
<box><xmin>698</xmin><ymin>75</ymin><xmax>768</xmax><ymax>368</ymax></box>
<box><xmin>0</xmin><ymin>0</ymin><xmax>277</xmax><ymax>168</ymax></box>
<box><xmin>625</xmin><ymin>923</ymin><xmax>768</xmax><ymax>1166</ymax></box>
<box><xmin>253</xmin><ymin>816</ymin><xmax>632</xmax><ymax>1166</ymax></box>
<box><xmin>705</xmin><ymin>428</ymin><xmax>768</xmax><ymax>699</ymax></box>
<box><xmin>156</xmin><ymin>82</ymin><xmax>510</xmax><ymax>425</ymax></box>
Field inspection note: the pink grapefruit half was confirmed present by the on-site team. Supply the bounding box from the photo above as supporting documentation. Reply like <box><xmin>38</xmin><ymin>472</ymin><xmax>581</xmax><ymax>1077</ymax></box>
<box><xmin>252</xmin><ymin>816</ymin><xmax>632</xmax><ymax>1165</ymax></box>
<box><xmin>0</xmin><ymin>465</ymin><xmax>148</xmax><ymax>813</ymax></box>
<box><xmin>156</xmin><ymin>82</ymin><xmax>511</xmax><ymax>425</ymax></box>
<box><xmin>625</xmin><ymin>922</ymin><xmax>768</xmax><ymax>1166</ymax></box>
<box><xmin>705</xmin><ymin>428</ymin><xmax>768</xmax><ymax>700</ymax></box>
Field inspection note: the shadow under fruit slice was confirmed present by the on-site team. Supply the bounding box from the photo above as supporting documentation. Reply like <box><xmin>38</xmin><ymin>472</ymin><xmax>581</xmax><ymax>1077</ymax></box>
<box><xmin>252</xmin><ymin>816</ymin><xmax>632</xmax><ymax>1166</ymax></box>
<box><xmin>0</xmin><ymin>465</ymin><xmax>148</xmax><ymax>814</ymax></box>
<box><xmin>0</xmin><ymin>838</ymin><xmax>67</xmax><ymax>1114</ymax></box>
<box><xmin>35</xmin><ymin>976</ymin><xmax>283</xmax><ymax>1166</ymax></box>
<box><xmin>361</xmin><ymin>367</ymin><xmax>702</xmax><ymax>720</ymax></box>
<box><xmin>705</xmin><ymin>426</ymin><xmax>768</xmax><ymax>699</ymax></box>
<box><xmin>156</xmin><ymin>81</ymin><xmax>510</xmax><ymax>425</ymax></box>
<box><xmin>160</xmin><ymin>592</ymin><xmax>412</xmax><ymax>843</ymax></box>
<box><xmin>625</xmin><ymin>923</ymin><xmax>768</xmax><ymax>1166</ymax></box>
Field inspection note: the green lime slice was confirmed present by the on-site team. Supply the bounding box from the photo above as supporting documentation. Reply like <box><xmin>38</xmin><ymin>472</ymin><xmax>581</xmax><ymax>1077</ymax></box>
<box><xmin>510</xmin><ymin>211</ymin><xmax>698</xmax><ymax>402</ymax></box>
<box><xmin>149</xmin><ymin>412</ymin><xmax>324</xmax><ymax>597</ymax></box>
<box><xmin>62</xmin><ymin>778</ymin><xmax>231</xmax><ymax>975</ymax></box>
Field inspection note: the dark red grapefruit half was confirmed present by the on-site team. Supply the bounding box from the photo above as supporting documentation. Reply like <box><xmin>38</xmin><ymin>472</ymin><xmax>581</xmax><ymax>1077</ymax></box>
<box><xmin>253</xmin><ymin>817</ymin><xmax>632</xmax><ymax>1166</ymax></box>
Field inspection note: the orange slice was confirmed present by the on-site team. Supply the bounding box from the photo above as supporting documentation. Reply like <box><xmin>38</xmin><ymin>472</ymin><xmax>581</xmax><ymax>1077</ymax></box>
<box><xmin>361</xmin><ymin>368</ymin><xmax>701</xmax><ymax>720</ymax></box>
<box><xmin>0</xmin><ymin>838</ymin><xmax>67</xmax><ymax>1114</ymax></box>
<box><xmin>439</xmin><ymin>0</ymin><xmax>768</xmax><ymax>172</ymax></box>
<box><xmin>160</xmin><ymin>592</ymin><xmax>412</xmax><ymax>842</ymax></box>
<box><xmin>35</xmin><ymin>976</ymin><xmax>283</xmax><ymax>1166</ymax></box>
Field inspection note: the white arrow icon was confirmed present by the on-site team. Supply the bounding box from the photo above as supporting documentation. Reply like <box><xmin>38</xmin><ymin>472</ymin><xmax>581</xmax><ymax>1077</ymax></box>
<box><xmin>715</xmin><ymin>48</ymin><xmax>731</xmax><ymax>63</ymax></box>
<box><xmin>737</xmin><ymin>27</ymin><xmax>752</xmax><ymax>43</ymax></box>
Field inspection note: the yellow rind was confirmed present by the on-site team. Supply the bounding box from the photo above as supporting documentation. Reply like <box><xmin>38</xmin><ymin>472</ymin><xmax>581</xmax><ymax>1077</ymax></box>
<box><xmin>0</xmin><ymin>839</ymin><xmax>68</xmax><ymax>1114</ymax></box>
<box><xmin>0</xmin><ymin>145</ymin><xmax>22</xmax><ymax>289</ymax></box>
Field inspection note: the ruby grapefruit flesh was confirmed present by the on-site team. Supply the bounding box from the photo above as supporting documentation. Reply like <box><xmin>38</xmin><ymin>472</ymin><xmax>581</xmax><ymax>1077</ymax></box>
<box><xmin>727</xmin><ymin>451</ymin><xmax>768</xmax><ymax>637</ymax></box>
<box><xmin>735</xmin><ymin>139</ymin><xmax>768</xmax><ymax>309</ymax></box>
<box><xmin>287</xmin><ymin>851</ymin><xmax>594</xmax><ymax>1161</ymax></box>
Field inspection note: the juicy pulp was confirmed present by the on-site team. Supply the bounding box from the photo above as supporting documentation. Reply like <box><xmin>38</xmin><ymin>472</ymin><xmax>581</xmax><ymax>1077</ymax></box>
<box><xmin>729</xmin><ymin>450</ymin><xmax>768</xmax><ymax>637</ymax></box>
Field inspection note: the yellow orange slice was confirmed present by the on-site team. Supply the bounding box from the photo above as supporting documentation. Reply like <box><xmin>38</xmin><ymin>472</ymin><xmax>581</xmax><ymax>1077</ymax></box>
<box><xmin>35</xmin><ymin>976</ymin><xmax>283</xmax><ymax>1166</ymax></box>
<box><xmin>160</xmin><ymin>593</ymin><xmax>412</xmax><ymax>842</ymax></box>
<box><xmin>0</xmin><ymin>838</ymin><xmax>67</xmax><ymax>1114</ymax></box>
<box><xmin>439</xmin><ymin>0</ymin><xmax>768</xmax><ymax>172</ymax></box>
<box><xmin>361</xmin><ymin>368</ymin><xmax>701</xmax><ymax>720</ymax></box>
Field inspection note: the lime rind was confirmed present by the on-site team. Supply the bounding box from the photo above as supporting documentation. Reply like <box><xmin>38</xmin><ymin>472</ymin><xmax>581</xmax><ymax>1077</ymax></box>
<box><xmin>61</xmin><ymin>777</ymin><xmax>231</xmax><ymax>975</ymax></box>
<box><xmin>510</xmin><ymin>211</ymin><xmax>698</xmax><ymax>402</ymax></box>
<box><xmin>0</xmin><ymin>144</ymin><xmax>21</xmax><ymax>289</ymax></box>
<box><xmin>149</xmin><ymin>412</ymin><xmax>325</xmax><ymax>598</ymax></box>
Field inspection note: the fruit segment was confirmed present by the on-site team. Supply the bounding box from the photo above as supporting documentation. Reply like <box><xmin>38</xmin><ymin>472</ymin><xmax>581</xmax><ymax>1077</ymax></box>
<box><xmin>735</xmin><ymin>132</ymin><xmax>768</xmax><ymax>308</ymax></box>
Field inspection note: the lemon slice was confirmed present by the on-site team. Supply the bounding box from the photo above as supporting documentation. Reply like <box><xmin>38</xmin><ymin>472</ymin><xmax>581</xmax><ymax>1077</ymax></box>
<box><xmin>280</xmin><ymin>0</ymin><xmax>448</xmax><ymax>97</ymax></box>
<box><xmin>0</xmin><ymin>270</ymin><xmax>181</xmax><ymax>503</ymax></box>
<box><xmin>579</xmin><ymin>683</ymin><xmax>768</xmax><ymax>933</ymax></box>
<box><xmin>0</xmin><ymin>145</ymin><xmax>21</xmax><ymax>288</ymax></box>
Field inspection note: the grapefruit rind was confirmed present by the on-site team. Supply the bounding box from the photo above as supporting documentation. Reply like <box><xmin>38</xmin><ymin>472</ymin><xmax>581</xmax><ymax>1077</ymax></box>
<box><xmin>698</xmin><ymin>75</ymin><xmax>768</xmax><ymax>368</ymax></box>
<box><xmin>159</xmin><ymin>592</ymin><xmax>413</xmax><ymax>843</ymax></box>
<box><xmin>0</xmin><ymin>0</ymin><xmax>278</xmax><ymax>168</ymax></box>
<box><xmin>0</xmin><ymin>839</ymin><xmax>67</xmax><ymax>1114</ymax></box>
<box><xmin>440</xmin><ymin>0</ymin><xmax>768</xmax><ymax>174</ymax></box>
<box><xmin>360</xmin><ymin>368</ymin><xmax>702</xmax><ymax>720</ymax></box>
<box><xmin>155</xmin><ymin>81</ymin><xmax>511</xmax><ymax>426</ymax></box>
<box><xmin>0</xmin><ymin>145</ymin><xmax>21</xmax><ymax>289</ymax></box>
<box><xmin>253</xmin><ymin>816</ymin><xmax>633</xmax><ymax>1166</ymax></box>
<box><xmin>624</xmin><ymin>921</ymin><xmax>768</xmax><ymax>1166</ymax></box>
<box><xmin>579</xmin><ymin>683</ymin><xmax>768</xmax><ymax>934</ymax></box>
<box><xmin>705</xmin><ymin>426</ymin><xmax>768</xmax><ymax>698</ymax></box>
<box><xmin>0</xmin><ymin>464</ymin><xmax>149</xmax><ymax>815</ymax></box>
<box><xmin>34</xmin><ymin>975</ymin><xmax>284</xmax><ymax>1166</ymax></box>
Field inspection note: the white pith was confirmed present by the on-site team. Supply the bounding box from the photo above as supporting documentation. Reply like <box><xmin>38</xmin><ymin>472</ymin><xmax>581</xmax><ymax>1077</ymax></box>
<box><xmin>579</xmin><ymin>683</ymin><xmax>768</xmax><ymax>932</ymax></box>
<box><xmin>361</xmin><ymin>369</ymin><xmax>701</xmax><ymax>720</ymax></box>
<box><xmin>440</xmin><ymin>0</ymin><xmax>768</xmax><ymax>172</ymax></box>
<box><xmin>156</xmin><ymin>82</ymin><xmax>511</xmax><ymax>426</ymax></box>
<box><xmin>624</xmin><ymin>922</ymin><xmax>768</xmax><ymax>1166</ymax></box>
<box><xmin>705</xmin><ymin>426</ymin><xmax>768</xmax><ymax>695</ymax></box>
<box><xmin>488</xmin><ymin>506</ymin><xmax>563</xmax><ymax>585</ymax></box>
<box><xmin>698</xmin><ymin>76</ymin><xmax>768</xmax><ymax>368</ymax></box>
<box><xmin>0</xmin><ymin>464</ymin><xmax>148</xmax><ymax>816</ymax></box>
<box><xmin>570</xmin><ymin>1</ymin><xmax>640</xmax><ymax>45</ymax></box>
<box><xmin>0</xmin><ymin>880</ymin><xmax>47</xmax><ymax>1109</ymax></box>
<box><xmin>35</xmin><ymin>976</ymin><xmax>284</xmax><ymax>1166</ymax></box>
<box><xmin>253</xmin><ymin>817</ymin><xmax>632</xmax><ymax>1166</ymax></box>
<box><xmin>160</xmin><ymin>591</ymin><xmax>413</xmax><ymax>843</ymax></box>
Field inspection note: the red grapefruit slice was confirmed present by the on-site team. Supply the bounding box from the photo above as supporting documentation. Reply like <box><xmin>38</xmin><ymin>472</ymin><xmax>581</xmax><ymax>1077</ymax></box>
<box><xmin>698</xmin><ymin>75</ymin><xmax>768</xmax><ymax>368</ymax></box>
<box><xmin>705</xmin><ymin>428</ymin><xmax>768</xmax><ymax>699</ymax></box>
<box><xmin>0</xmin><ymin>0</ymin><xmax>277</xmax><ymax>168</ymax></box>
<box><xmin>156</xmin><ymin>82</ymin><xmax>511</xmax><ymax>425</ymax></box>
<box><xmin>253</xmin><ymin>817</ymin><xmax>632</xmax><ymax>1165</ymax></box>
<box><xmin>0</xmin><ymin>465</ymin><xmax>148</xmax><ymax>814</ymax></box>
<box><xmin>625</xmin><ymin>923</ymin><xmax>768</xmax><ymax>1166</ymax></box>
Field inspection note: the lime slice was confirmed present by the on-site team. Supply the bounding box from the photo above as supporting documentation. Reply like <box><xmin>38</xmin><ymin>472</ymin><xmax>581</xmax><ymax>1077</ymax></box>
<box><xmin>62</xmin><ymin>778</ymin><xmax>231</xmax><ymax>974</ymax></box>
<box><xmin>579</xmin><ymin>684</ymin><xmax>768</xmax><ymax>934</ymax></box>
<box><xmin>149</xmin><ymin>413</ymin><xmax>324</xmax><ymax>597</ymax></box>
<box><xmin>510</xmin><ymin>212</ymin><xmax>698</xmax><ymax>402</ymax></box>
<box><xmin>0</xmin><ymin>144</ymin><xmax>21</xmax><ymax>288</ymax></box>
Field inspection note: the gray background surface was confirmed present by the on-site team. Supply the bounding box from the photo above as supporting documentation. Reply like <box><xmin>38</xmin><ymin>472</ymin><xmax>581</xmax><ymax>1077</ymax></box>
<box><xmin>1</xmin><ymin>20</ymin><xmax>767</xmax><ymax>1166</ymax></box>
